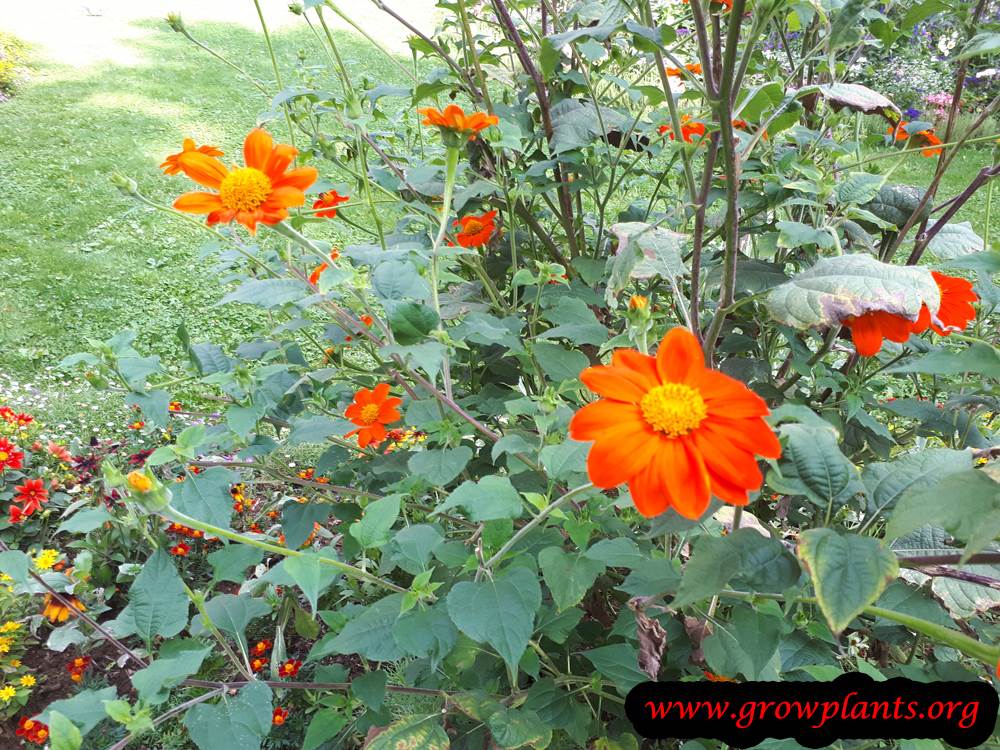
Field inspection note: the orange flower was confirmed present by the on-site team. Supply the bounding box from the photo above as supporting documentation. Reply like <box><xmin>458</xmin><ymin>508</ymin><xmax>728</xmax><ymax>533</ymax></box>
<box><xmin>252</xmin><ymin>639</ymin><xmax>273</xmax><ymax>656</ymax></box>
<box><xmin>308</xmin><ymin>250</ymin><xmax>340</xmax><ymax>285</ymax></box>
<box><xmin>911</xmin><ymin>271</ymin><xmax>978</xmax><ymax>336</ymax></box>
<box><xmin>160</xmin><ymin>138</ymin><xmax>223</xmax><ymax>175</ymax></box>
<box><xmin>273</xmin><ymin>707</ymin><xmax>290</xmax><ymax>726</ymax></box>
<box><xmin>345</xmin><ymin>384</ymin><xmax>402</xmax><ymax>449</ymax></box>
<box><xmin>658</xmin><ymin>115</ymin><xmax>706</xmax><ymax>143</ymax></box>
<box><xmin>629</xmin><ymin>295</ymin><xmax>649</xmax><ymax>311</ymax></box>
<box><xmin>846</xmin><ymin>271</ymin><xmax>978</xmax><ymax>356</ymax></box>
<box><xmin>169</xmin><ymin>542</ymin><xmax>191</xmax><ymax>557</ymax></box>
<box><xmin>569</xmin><ymin>327</ymin><xmax>781</xmax><ymax>519</ymax></box>
<box><xmin>418</xmin><ymin>104</ymin><xmax>498</xmax><ymax>141</ymax></box>
<box><xmin>16</xmin><ymin>717</ymin><xmax>49</xmax><ymax>745</ymax></box>
<box><xmin>666</xmin><ymin>63</ymin><xmax>702</xmax><ymax>76</ymax></box>
<box><xmin>360</xmin><ymin>315</ymin><xmax>374</xmax><ymax>327</ymax></box>
<box><xmin>171</xmin><ymin>128</ymin><xmax>318</xmax><ymax>233</ymax></box>
<box><xmin>453</xmin><ymin>210</ymin><xmax>497</xmax><ymax>248</ymax></box>
<box><xmin>312</xmin><ymin>190</ymin><xmax>349</xmax><ymax>218</ymax></box>
<box><xmin>704</xmin><ymin>670</ymin><xmax>736</xmax><ymax>682</ymax></box>
<box><xmin>277</xmin><ymin>659</ymin><xmax>302</xmax><ymax>678</ymax></box>
<box><xmin>168</xmin><ymin>401</ymin><xmax>183</xmax><ymax>412</ymax></box>
<box><xmin>250</xmin><ymin>657</ymin><xmax>267</xmax><ymax>673</ymax></box>
<box><xmin>42</xmin><ymin>594</ymin><xmax>85</xmax><ymax>624</ymax></box>
<box><xmin>888</xmin><ymin>123</ymin><xmax>943</xmax><ymax>156</ymax></box>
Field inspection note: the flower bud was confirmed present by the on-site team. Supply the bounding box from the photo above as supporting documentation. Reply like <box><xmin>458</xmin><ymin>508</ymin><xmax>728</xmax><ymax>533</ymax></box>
<box><xmin>165</xmin><ymin>13</ymin><xmax>186</xmax><ymax>33</ymax></box>
<box><xmin>110</xmin><ymin>173</ymin><xmax>139</xmax><ymax>197</ymax></box>
<box><xmin>126</xmin><ymin>471</ymin><xmax>153</xmax><ymax>494</ymax></box>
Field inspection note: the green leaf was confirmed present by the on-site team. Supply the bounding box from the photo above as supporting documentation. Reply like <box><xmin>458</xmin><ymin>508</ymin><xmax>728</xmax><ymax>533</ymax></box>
<box><xmin>835</xmin><ymin>173</ymin><xmax>884</xmax><ymax>205</ymax></box>
<box><xmin>926</xmin><ymin>222</ymin><xmax>984</xmax><ymax>259</ymax></box>
<box><xmin>550</xmin><ymin>99</ymin><xmax>631</xmax><ymax>154</ymax></box>
<box><xmin>387</xmin><ymin>524</ymin><xmax>445</xmax><ymax>574</ymax></box>
<box><xmin>311</xmin><ymin>594</ymin><xmax>406</xmax><ymax>662</ymax></box>
<box><xmin>703</xmin><ymin>605</ymin><xmax>784</xmax><ymax>680</ymax></box>
<box><xmin>863</xmin><ymin>183</ymin><xmax>930</xmax><ymax>227</ymax></box>
<box><xmin>173</xmin><ymin>467</ymin><xmax>238</xmax><ymax>531</ymax></box>
<box><xmin>766</xmin><ymin>254</ymin><xmax>938</xmax><ymax>329</ymax></box>
<box><xmin>41</xmin><ymin>687</ymin><xmax>118</xmax><ymax>735</ymax></box>
<box><xmin>287</xmin><ymin>415</ymin><xmax>351</xmax><ymax>445</ymax></box>
<box><xmin>408</xmin><ymin>447</ymin><xmax>473</xmax><ymax>486</ymax></box>
<box><xmin>349</xmin><ymin>495</ymin><xmax>401</xmax><ymax>549</ymax></box>
<box><xmin>131</xmin><ymin>640</ymin><xmax>211</xmax><ymax>705</ymax></box>
<box><xmin>372</xmin><ymin>260</ymin><xmax>431</xmax><ymax>302</ymax></box>
<box><xmin>776</xmin><ymin>221</ymin><xmax>836</xmax><ymax>250</ymax></box>
<box><xmin>618</xmin><ymin>558</ymin><xmax>680</xmax><ymax>596</ymax></box>
<box><xmin>817</xmin><ymin>82</ymin><xmax>897</xmax><ymax>120</ymax></box>
<box><xmin>389</xmin><ymin>302</ymin><xmax>440</xmax><ymax>344</ymax></box>
<box><xmin>352</xmin><ymin>670</ymin><xmax>388</xmax><ymax>710</ymax></box>
<box><xmin>49</xmin><ymin>711</ymin><xmax>83</xmax><ymax>750</ymax></box>
<box><xmin>956</xmin><ymin>31</ymin><xmax>1000</xmax><ymax>60</ymax></box>
<box><xmin>773</xmin><ymin>423</ymin><xmax>862</xmax><ymax>509</ymax></box>
<box><xmin>583</xmin><ymin>644</ymin><xmax>648</xmax><ymax>694</ymax></box>
<box><xmin>446</xmin><ymin>567</ymin><xmax>542</xmax><ymax>674</ymax></box>
<box><xmin>124</xmin><ymin>549</ymin><xmax>189</xmax><ymax>642</ymax></box>
<box><xmin>862</xmin><ymin>449</ymin><xmax>972</xmax><ymax>516</ymax></box>
<box><xmin>532</xmin><ymin>342</ymin><xmax>589</xmax><ymax>383</ymax></box>
<box><xmin>798</xmin><ymin>529</ymin><xmax>899</xmax><ymax>632</ymax></box>
<box><xmin>539</xmin><ymin>440</ymin><xmax>589</xmax><ymax>480</ymax></box>
<box><xmin>285</xmin><ymin>551</ymin><xmax>341</xmax><ymax>614</ymax></box>
<box><xmin>436</xmin><ymin>476</ymin><xmax>523</xmax><ymax>521</ymax></box>
<box><xmin>608</xmin><ymin>221</ymin><xmax>686</xmax><ymax>289</ymax></box>
<box><xmin>0</xmin><ymin>550</ymin><xmax>31</xmax><ymax>587</ymax></box>
<box><xmin>392</xmin><ymin>603</ymin><xmax>457</xmax><ymax>665</ymax></box>
<box><xmin>583</xmin><ymin>538</ymin><xmax>646</xmax><ymax>568</ymax></box>
<box><xmin>196</xmin><ymin>594</ymin><xmax>270</xmax><ymax>652</ymax></box>
<box><xmin>56</xmin><ymin>506</ymin><xmax>113</xmax><ymax>535</ymax></box>
<box><xmin>282</xmin><ymin>502</ymin><xmax>332</xmax><ymax>549</ymax></box>
<box><xmin>220</xmin><ymin>278</ymin><xmax>309</xmax><ymax>308</ymax></box>
<box><xmin>303</xmin><ymin>709</ymin><xmax>348</xmax><ymax>750</ymax></box>
<box><xmin>366</xmin><ymin>714</ymin><xmax>450</xmax><ymax>750</ymax></box>
<box><xmin>487</xmin><ymin>706</ymin><xmax>553</xmax><ymax>749</ymax></box>
<box><xmin>673</xmin><ymin>534</ymin><xmax>745</xmax><ymax>608</ymax></box>
<box><xmin>538</xmin><ymin>546</ymin><xmax>605</xmax><ymax>611</ymax></box>
<box><xmin>887</xmin><ymin>470</ymin><xmax>1000</xmax><ymax>561</ymax></box>
<box><xmin>208</xmin><ymin>544</ymin><xmax>264</xmax><ymax>584</ymax></box>
<box><xmin>185</xmin><ymin>682</ymin><xmax>272</xmax><ymax>750</ymax></box>
<box><xmin>886</xmin><ymin>343</ymin><xmax>1000</xmax><ymax>379</ymax></box>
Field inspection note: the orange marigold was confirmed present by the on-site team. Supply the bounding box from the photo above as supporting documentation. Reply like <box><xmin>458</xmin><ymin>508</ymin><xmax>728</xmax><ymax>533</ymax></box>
<box><xmin>273</xmin><ymin>707</ymin><xmax>290</xmax><ymax>726</ymax></box>
<box><xmin>171</xmin><ymin>128</ymin><xmax>318</xmax><ymax>233</ymax></box>
<box><xmin>569</xmin><ymin>327</ymin><xmax>781</xmax><ymax>519</ymax></box>
<box><xmin>277</xmin><ymin>659</ymin><xmax>302</xmax><ymax>678</ymax></box>
<box><xmin>345</xmin><ymin>384</ymin><xmax>402</xmax><ymax>449</ymax></box>
<box><xmin>160</xmin><ymin>138</ymin><xmax>224</xmax><ymax>175</ymax></box>
<box><xmin>658</xmin><ymin>115</ymin><xmax>706</xmax><ymax>144</ymax></box>
<box><xmin>42</xmin><ymin>594</ymin><xmax>85</xmax><ymax>624</ymax></box>
<box><xmin>454</xmin><ymin>210</ymin><xmax>497</xmax><ymax>248</ymax></box>
<box><xmin>312</xmin><ymin>190</ymin><xmax>349</xmax><ymax>218</ymax></box>
<box><xmin>418</xmin><ymin>104</ymin><xmax>498</xmax><ymax>141</ymax></box>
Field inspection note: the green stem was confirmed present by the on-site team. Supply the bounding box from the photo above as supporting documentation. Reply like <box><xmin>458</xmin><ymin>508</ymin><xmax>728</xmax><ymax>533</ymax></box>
<box><xmin>252</xmin><ymin>0</ymin><xmax>297</xmax><ymax>147</ymax></box>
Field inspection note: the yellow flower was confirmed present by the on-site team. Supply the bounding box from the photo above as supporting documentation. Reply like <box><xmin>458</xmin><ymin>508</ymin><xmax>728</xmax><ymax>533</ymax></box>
<box><xmin>34</xmin><ymin>549</ymin><xmax>59</xmax><ymax>571</ymax></box>
<box><xmin>0</xmin><ymin>685</ymin><xmax>16</xmax><ymax>701</ymax></box>
<box><xmin>18</xmin><ymin>675</ymin><xmax>35</xmax><ymax>687</ymax></box>
<box><xmin>126</xmin><ymin>470</ymin><xmax>153</xmax><ymax>494</ymax></box>
<box><xmin>9</xmin><ymin>659</ymin><xmax>21</xmax><ymax>668</ymax></box>
<box><xmin>0</xmin><ymin>573</ymin><xmax>12</xmax><ymax>583</ymax></box>
<box><xmin>0</xmin><ymin>621</ymin><xmax>21</xmax><ymax>633</ymax></box>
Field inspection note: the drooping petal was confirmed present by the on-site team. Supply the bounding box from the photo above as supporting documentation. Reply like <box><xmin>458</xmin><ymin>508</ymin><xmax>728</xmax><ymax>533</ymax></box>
<box><xmin>176</xmin><ymin>152</ymin><xmax>228</xmax><ymax>189</ymax></box>
<box><xmin>694</xmin><ymin>370</ymin><xmax>770</xmax><ymax>418</ymax></box>
<box><xmin>627</xmin><ymin>463</ymin><xmax>671</xmax><ymax>518</ymax></box>
<box><xmin>174</xmin><ymin>191</ymin><xmax>224</xmax><ymax>214</ymax></box>
<box><xmin>656</xmin><ymin>327</ymin><xmax>705</xmax><ymax>383</ymax></box>
<box><xmin>244</xmin><ymin>128</ymin><xmax>274</xmax><ymax>170</ymax></box>
<box><xmin>659</xmin><ymin>437</ymin><xmax>711</xmax><ymax>519</ymax></box>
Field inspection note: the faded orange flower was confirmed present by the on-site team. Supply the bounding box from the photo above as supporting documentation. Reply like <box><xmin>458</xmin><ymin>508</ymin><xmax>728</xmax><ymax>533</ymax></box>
<box><xmin>569</xmin><ymin>327</ymin><xmax>781</xmax><ymax>519</ymax></box>
<box><xmin>171</xmin><ymin>128</ymin><xmax>318</xmax><ymax>233</ymax></box>
<box><xmin>160</xmin><ymin>138</ymin><xmax>223</xmax><ymax>175</ymax></box>
<box><xmin>666</xmin><ymin>63</ymin><xmax>702</xmax><ymax>76</ymax></box>
<box><xmin>312</xmin><ymin>190</ymin><xmax>349</xmax><ymax>218</ymax></box>
<box><xmin>42</xmin><ymin>594</ymin><xmax>85</xmax><ymax>624</ymax></box>
<box><xmin>418</xmin><ymin>104</ymin><xmax>498</xmax><ymax>140</ymax></box>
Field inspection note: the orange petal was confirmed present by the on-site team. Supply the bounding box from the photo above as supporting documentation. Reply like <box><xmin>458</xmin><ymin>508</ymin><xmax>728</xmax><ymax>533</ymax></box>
<box><xmin>701</xmin><ymin>417</ymin><xmax>781</xmax><ymax>459</ymax></box>
<box><xmin>569</xmin><ymin>400</ymin><xmax>642</xmax><ymax>441</ymax></box>
<box><xmin>272</xmin><ymin>166</ymin><xmax>318</xmax><ymax>191</ymax></box>
<box><xmin>692</xmin><ymin>430</ymin><xmax>763</xmax><ymax>490</ymax></box>
<box><xmin>244</xmin><ymin>128</ymin><xmax>274</xmax><ymax>171</ymax></box>
<box><xmin>845</xmin><ymin>313</ymin><xmax>885</xmax><ymax>356</ymax></box>
<box><xmin>611</xmin><ymin>350</ymin><xmax>660</xmax><ymax>390</ymax></box>
<box><xmin>656</xmin><ymin>327</ymin><xmax>705</xmax><ymax>383</ymax></box>
<box><xmin>694</xmin><ymin>370</ymin><xmax>770</xmax><ymax>418</ymax></box>
<box><xmin>585</xmin><ymin>421</ymin><xmax>660</xmax><ymax>489</ymax></box>
<box><xmin>709</xmin><ymin>471</ymin><xmax>751</xmax><ymax>505</ymax></box>
<box><xmin>372</xmin><ymin>383</ymin><xmax>391</xmax><ymax>402</ymax></box>
<box><xmin>580</xmin><ymin>365</ymin><xmax>649</xmax><ymax>403</ymax></box>
<box><xmin>265</xmin><ymin>144</ymin><xmax>298</xmax><ymax>179</ymax></box>
<box><xmin>265</xmin><ymin>186</ymin><xmax>306</xmax><ymax>210</ymax></box>
<box><xmin>659</xmin><ymin>438</ymin><xmax>711</xmax><ymax>519</ymax></box>
<box><xmin>177</xmin><ymin>152</ymin><xmax>228</xmax><ymax>189</ymax></box>
<box><xmin>174</xmin><ymin>191</ymin><xmax>224</xmax><ymax>214</ymax></box>
<box><xmin>627</xmin><ymin>463</ymin><xmax>671</xmax><ymax>517</ymax></box>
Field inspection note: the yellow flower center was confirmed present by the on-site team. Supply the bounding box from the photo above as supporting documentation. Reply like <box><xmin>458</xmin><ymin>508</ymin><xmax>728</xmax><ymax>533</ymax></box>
<box><xmin>219</xmin><ymin>167</ymin><xmax>272</xmax><ymax>212</ymax></box>
<box><xmin>640</xmin><ymin>383</ymin><xmax>707</xmax><ymax>437</ymax></box>
<box><xmin>462</xmin><ymin>219</ymin><xmax>484</xmax><ymax>235</ymax></box>
<box><xmin>0</xmin><ymin>451</ymin><xmax>7</xmax><ymax>462</ymax></box>
<box><xmin>358</xmin><ymin>404</ymin><xmax>381</xmax><ymax>425</ymax></box>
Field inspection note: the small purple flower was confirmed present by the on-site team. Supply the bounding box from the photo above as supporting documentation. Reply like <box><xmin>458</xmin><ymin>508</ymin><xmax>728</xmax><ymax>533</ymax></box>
<box><xmin>904</xmin><ymin>107</ymin><xmax>921</xmax><ymax>119</ymax></box>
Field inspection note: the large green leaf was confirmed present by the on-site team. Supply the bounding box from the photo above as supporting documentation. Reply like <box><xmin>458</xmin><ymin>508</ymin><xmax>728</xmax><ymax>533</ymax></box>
<box><xmin>887</xmin><ymin>470</ymin><xmax>1000</xmax><ymax>560</ymax></box>
<box><xmin>487</xmin><ymin>706</ymin><xmax>553</xmax><ymax>749</ymax></box>
<box><xmin>122</xmin><ymin>549</ymin><xmax>189</xmax><ymax>642</ymax></box>
<box><xmin>366</xmin><ymin>714</ymin><xmax>450</xmax><ymax>750</ymax></box>
<box><xmin>285</xmin><ymin>551</ymin><xmax>341</xmax><ymax>613</ymax></box>
<box><xmin>392</xmin><ymin>602</ymin><xmax>457</xmax><ymax>666</ymax></box>
<box><xmin>886</xmin><ymin>344</ymin><xmax>1000</xmax><ymax>379</ymax></box>
<box><xmin>220</xmin><ymin>278</ymin><xmax>309</xmax><ymax>308</ymax></box>
<box><xmin>926</xmin><ymin>222</ymin><xmax>984</xmax><ymax>259</ymax></box>
<box><xmin>349</xmin><ymin>495</ymin><xmax>401</xmax><ymax>549</ymax></box>
<box><xmin>956</xmin><ymin>31</ymin><xmax>1000</xmax><ymax>60</ymax></box>
<box><xmin>41</xmin><ymin>687</ymin><xmax>118</xmax><ymax>735</ymax></box>
<box><xmin>303</xmin><ymin>710</ymin><xmax>348</xmax><ymax>750</ymax></box>
<box><xmin>766</xmin><ymin>254</ymin><xmax>938</xmax><ymax>329</ymax></box>
<box><xmin>607</xmin><ymin>222</ymin><xmax>686</xmax><ymax>302</ymax></box>
<box><xmin>703</xmin><ymin>604</ymin><xmax>784</xmax><ymax>680</ymax></box>
<box><xmin>582</xmin><ymin>644</ymin><xmax>649</xmax><ymax>694</ymax></box>
<box><xmin>48</xmin><ymin>711</ymin><xmax>83</xmax><ymax>750</ymax></box>
<box><xmin>446</xmin><ymin>567</ymin><xmax>542</xmax><ymax>673</ymax></box>
<box><xmin>817</xmin><ymin>82</ymin><xmax>897</xmax><ymax>120</ymax></box>
<box><xmin>208</xmin><ymin>544</ymin><xmax>265</xmax><ymax>584</ymax></box>
<box><xmin>282</xmin><ymin>502</ymin><xmax>332</xmax><ymax>549</ymax></box>
<box><xmin>131</xmin><ymin>639</ymin><xmax>211</xmax><ymax>704</ymax></box>
<box><xmin>436</xmin><ymin>476</ymin><xmax>523</xmax><ymax>521</ymax></box>
<box><xmin>798</xmin><ymin>529</ymin><xmax>898</xmax><ymax>632</ymax></box>
<box><xmin>771</xmin><ymin>423</ymin><xmax>862</xmax><ymax>510</ymax></box>
<box><xmin>538</xmin><ymin>546</ymin><xmax>605</xmax><ymax>611</ymax></box>
<box><xmin>194</xmin><ymin>594</ymin><xmax>270</xmax><ymax>651</ymax></box>
<box><xmin>184</xmin><ymin>682</ymin><xmax>272</xmax><ymax>750</ymax></box>
<box><xmin>173</xmin><ymin>468</ymin><xmax>238</xmax><ymax>531</ymax></box>
<box><xmin>550</xmin><ymin>99</ymin><xmax>631</xmax><ymax>153</ymax></box>
<box><xmin>862</xmin><ymin>183</ymin><xmax>929</xmax><ymax>228</ymax></box>
<box><xmin>310</xmin><ymin>593</ymin><xmax>406</xmax><ymax>662</ymax></box>
<box><xmin>862</xmin><ymin>449</ymin><xmax>972</xmax><ymax>516</ymax></box>
<box><xmin>408</xmin><ymin>447</ymin><xmax>473</xmax><ymax>486</ymax></box>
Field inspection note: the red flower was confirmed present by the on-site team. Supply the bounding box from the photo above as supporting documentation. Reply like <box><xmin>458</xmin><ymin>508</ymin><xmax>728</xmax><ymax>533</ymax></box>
<box><xmin>252</xmin><ymin>639</ymin><xmax>273</xmax><ymax>656</ymax></box>
<box><xmin>345</xmin><ymin>384</ymin><xmax>402</xmax><ymax>449</ymax></box>
<box><xmin>842</xmin><ymin>310</ymin><xmax>915</xmax><ymax>357</ymax></box>
<box><xmin>14</xmin><ymin>479</ymin><xmax>48</xmax><ymax>516</ymax></box>
<box><xmin>888</xmin><ymin>122</ymin><xmax>943</xmax><ymax>157</ymax></box>
<box><xmin>169</xmin><ymin>542</ymin><xmax>191</xmax><ymax>557</ymax></box>
<box><xmin>308</xmin><ymin>250</ymin><xmax>341</xmax><ymax>286</ymax></box>
<box><xmin>0</xmin><ymin>407</ymin><xmax>13</xmax><ymax>422</ymax></box>
<box><xmin>15</xmin><ymin>717</ymin><xmax>49</xmax><ymax>744</ymax></box>
<box><xmin>277</xmin><ymin>659</ymin><xmax>302</xmax><ymax>678</ymax></box>
<box><xmin>168</xmin><ymin>401</ymin><xmax>183</xmax><ymax>412</ymax></box>
<box><xmin>66</xmin><ymin>656</ymin><xmax>92</xmax><ymax>683</ymax></box>
<box><xmin>128</xmin><ymin>421</ymin><xmax>145</xmax><ymax>430</ymax></box>
<box><xmin>360</xmin><ymin>315</ymin><xmax>374</xmax><ymax>327</ymax></box>
<box><xmin>312</xmin><ymin>190</ymin><xmax>349</xmax><ymax>218</ymax></box>
<box><xmin>273</xmin><ymin>707</ymin><xmax>290</xmax><ymax>726</ymax></box>
<box><xmin>251</xmin><ymin>657</ymin><xmax>268</xmax><ymax>672</ymax></box>
<box><xmin>0</xmin><ymin>438</ymin><xmax>24</xmax><ymax>471</ymax></box>
<box><xmin>453</xmin><ymin>210</ymin><xmax>497</xmax><ymax>248</ymax></box>
<box><xmin>15</xmin><ymin>413</ymin><xmax>33</xmax><ymax>427</ymax></box>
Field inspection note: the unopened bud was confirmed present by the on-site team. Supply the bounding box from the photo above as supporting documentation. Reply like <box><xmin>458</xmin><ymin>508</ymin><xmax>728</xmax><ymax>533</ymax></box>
<box><xmin>165</xmin><ymin>13</ymin><xmax>186</xmax><ymax>33</ymax></box>
<box><xmin>110</xmin><ymin>172</ymin><xmax>139</xmax><ymax>197</ymax></box>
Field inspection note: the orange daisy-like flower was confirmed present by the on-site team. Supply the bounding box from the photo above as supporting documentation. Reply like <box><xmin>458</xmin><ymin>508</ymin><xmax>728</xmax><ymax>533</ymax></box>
<box><xmin>273</xmin><ymin>707</ymin><xmax>290</xmax><ymax>726</ymax></box>
<box><xmin>171</xmin><ymin>128</ymin><xmax>318</xmax><ymax>233</ymax></box>
<box><xmin>418</xmin><ymin>104</ymin><xmax>498</xmax><ymax>141</ymax></box>
<box><xmin>453</xmin><ymin>210</ymin><xmax>497</xmax><ymax>248</ymax></box>
<box><xmin>844</xmin><ymin>271</ymin><xmax>978</xmax><ymax>356</ymax></box>
<box><xmin>16</xmin><ymin>717</ymin><xmax>49</xmax><ymax>745</ymax></box>
<box><xmin>42</xmin><ymin>594</ymin><xmax>85</xmax><ymax>624</ymax></box>
<box><xmin>250</xmin><ymin>657</ymin><xmax>268</xmax><ymax>673</ymax></box>
<box><xmin>345</xmin><ymin>384</ymin><xmax>402</xmax><ymax>449</ymax></box>
<box><xmin>666</xmin><ymin>63</ymin><xmax>702</xmax><ymax>77</ymax></box>
<box><xmin>277</xmin><ymin>659</ymin><xmax>302</xmax><ymax>678</ymax></box>
<box><xmin>169</xmin><ymin>542</ymin><xmax>191</xmax><ymax>557</ymax></box>
<box><xmin>160</xmin><ymin>138</ymin><xmax>224</xmax><ymax>175</ymax></box>
<box><xmin>312</xmin><ymin>190</ymin><xmax>349</xmax><ymax>218</ymax></box>
<box><xmin>888</xmin><ymin>123</ymin><xmax>943</xmax><ymax>157</ymax></box>
<box><xmin>252</xmin><ymin>639</ymin><xmax>273</xmax><ymax>656</ymax></box>
<box><xmin>569</xmin><ymin>327</ymin><xmax>781</xmax><ymax>519</ymax></box>
<box><xmin>658</xmin><ymin>115</ymin><xmax>706</xmax><ymax>144</ymax></box>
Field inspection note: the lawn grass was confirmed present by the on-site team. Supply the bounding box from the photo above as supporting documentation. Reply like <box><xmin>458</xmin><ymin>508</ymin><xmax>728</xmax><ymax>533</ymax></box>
<box><xmin>0</xmin><ymin>17</ymin><xmax>407</xmax><ymax>433</ymax></box>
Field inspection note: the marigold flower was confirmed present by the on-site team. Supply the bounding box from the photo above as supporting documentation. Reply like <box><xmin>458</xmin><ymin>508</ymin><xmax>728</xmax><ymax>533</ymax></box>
<box><xmin>168</xmin><ymin>401</ymin><xmax>183</xmax><ymax>412</ymax></box>
<box><xmin>658</xmin><ymin>115</ymin><xmax>706</xmax><ymax>143</ymax></box>
<box><xmin>171</xmin><ymin>128</ymin><xmax>318</xmax><ymax>233</ymax></box>
<box><xmin>126</xmin><ymin>470</ymin><xmax>153</xmax><ymax>494</ymax></box>
<box><xmin>845</xmin><ymin>271</ymin><xmax>978</xmax><ymax>356</ymax></box>
<box><xmin>0</xmin><ymin>438</ymin><xmax>24</xmax><ymax>471</ymax></box>
<box><xmin>453</xmin><ymin>210</ymin><xmax>497</xmax><ymax>248</ymax></box>
<box><xmin>418</xmin><ymin>104</ymin><xmax>498</xmax><ymax>141</ymax></box>
<box><xmin>629</xmin><ymin>295</ymin><xmax>649</xmax><ymax>311</ymax></box>
<box><xmin>250</xmin><ymin>657</ymin><xmax>268</xmax><ymax>672</ymax></box>
<box><xmin>252</xmin><ymin>639</ymin><xmax>273</xmax><ymax>656</ymax></box>
<box><xmin>67</xmin><ymin>656</ymin><xmax>91</xmax><ymax>682</ymax></box>
<box><xmin>312</xmin><ymin>190</ymin><xmax>349</xmax><ymax>218</ymax></box>
<box><xmin>569</xmin><ymin>327</ymin><xmax>781</xmax><ymax>519</ymax></box>
<box><xmin>345</xmin><ymin>384</ymin><xmax>403</xmax><ymax>449</ymax></box>
<box><xmin>665</xmin><ymin>62</ymin><xmax>702</xmax><ymax>76</ymax></box>
<box><xmin>16</xmin><ymin>716</ymin><xmax>49</xmax><ymax>744</ymax></box>
<box><xmin>170</xmin><ymin>542</ymin><xmax>191</xmax><ymax>557</ymax></box>
<box><xmin>42</xmin><ymin>593</ymin><xmax>85</xmax><ymax>624</ymax></box>
<box><xmin>273</xmin><ymin>707</ymin><xmax>290</xmax><ymax>725</ymax></box>
<box><xmin>277</xmin><ymin>659</ymin><xmax>302</xmax><ymax>678</ymax></box>
<box><xmin>161</xmin><ymin>138</ymin><xmax>224</xmax><ymax>175</ymax></box>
